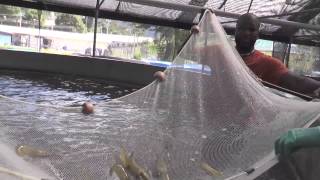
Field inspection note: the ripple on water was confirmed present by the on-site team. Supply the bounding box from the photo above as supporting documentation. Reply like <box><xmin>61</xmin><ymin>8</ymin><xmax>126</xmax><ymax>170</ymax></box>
<box><xmin>0</xmin><ymin>70</ymin><xmax>138</xmax><ymax>107</ymax></box>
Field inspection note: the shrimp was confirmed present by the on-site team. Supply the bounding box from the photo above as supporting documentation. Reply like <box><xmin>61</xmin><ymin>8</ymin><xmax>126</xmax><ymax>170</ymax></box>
<box><xmin>156</xmin><ymin>159</ymin><xmax>170</xmax><ymax>180</ymax></box>
<box><xmin>109</xmin><ymin>164</ymin><xmax>129</xmax><ymax>180</ymax></box>
<box><xmin>15</xmin><ymin>145</ymin><xmax>49</xmax><ymax>158</ymax></box>
<box><xmin>119</xmin><ymin>147</ymin><xmax>149</xmax><ymax>180</ymax></box>
<box><xmin>200</xmin><ymin>162</ymin><xmax>223</xmax><ymax>177</ymax></box>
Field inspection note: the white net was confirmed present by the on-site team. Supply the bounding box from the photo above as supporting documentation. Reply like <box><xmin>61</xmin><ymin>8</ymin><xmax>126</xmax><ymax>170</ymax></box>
<box><xmin>0</xmin><ymin>11</ymin><xmax>320</xmax><ymax>180</ymax></box>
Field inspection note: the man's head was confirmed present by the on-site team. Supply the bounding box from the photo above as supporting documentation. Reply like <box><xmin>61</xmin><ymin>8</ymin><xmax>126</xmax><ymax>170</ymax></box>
<box><xmin>235</xmin><ymin>13</ymin><xmax>260</xmax><ymax>54</ymax></box>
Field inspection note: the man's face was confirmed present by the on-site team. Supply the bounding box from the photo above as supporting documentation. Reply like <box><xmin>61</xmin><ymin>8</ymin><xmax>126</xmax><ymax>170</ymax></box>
<box><xmin>235</xmin><ymin>16</ymin><xmax>260</xmax><ymax>52</ymax></box>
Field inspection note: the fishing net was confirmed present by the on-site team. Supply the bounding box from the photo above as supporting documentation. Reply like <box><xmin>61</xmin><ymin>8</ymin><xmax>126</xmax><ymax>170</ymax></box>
<box><xmin>0</xmin><ymin>10</ymin><xmax>320</xmax><ymax>180</ymax></box>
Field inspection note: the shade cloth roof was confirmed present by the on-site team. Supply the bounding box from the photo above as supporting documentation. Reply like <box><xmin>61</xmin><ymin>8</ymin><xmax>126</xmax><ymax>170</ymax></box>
<box><xmin>1</xmin><ymin>0</ymin><xmax>320</xmax><ymax>46</ymax></box>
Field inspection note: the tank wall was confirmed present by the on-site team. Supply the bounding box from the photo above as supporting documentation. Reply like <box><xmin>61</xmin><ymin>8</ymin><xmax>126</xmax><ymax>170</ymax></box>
<box><xmin>0</xmin><ymin>49</ymin><xmax>165</xmax><ymax>86</ymax></box>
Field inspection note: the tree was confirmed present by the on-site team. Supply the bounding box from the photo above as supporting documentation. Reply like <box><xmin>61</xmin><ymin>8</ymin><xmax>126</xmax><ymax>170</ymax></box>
<box><xmin>107</xmin><ymin>21</ymin><xmax>132</xmax><ymax>35</ymax></box>
<box><xmin>0</xmin><ymin>5</ymin><xmax>20</xmax><ymax>17</ymax></box>
<box><xmin>23</xmin><ymin>9</ymin><xmax>38</xmax><ymax>21</ymax></box>
<box><xmin>22</xmin><ymin>9</ymin><xmax>48</xmax><ymax>27</ymax></box>
<box><xmin>55</xmin><ymin>13</ymin><xmax>86</xmax><ymax>33</ymax></box>
<box><xmin>84</xmin><ymin>16</ymin><xmax>94</xmax><ymax>32</ymax></box>
<box><xmin>0</xmin><ymin>5</ymin><xmax>49</xmax><ymax>27</ymax></box>
<box><xmin>135</xmin><ymin>23</ymin><xmax>188</xmax><ymax>61</ymax></box>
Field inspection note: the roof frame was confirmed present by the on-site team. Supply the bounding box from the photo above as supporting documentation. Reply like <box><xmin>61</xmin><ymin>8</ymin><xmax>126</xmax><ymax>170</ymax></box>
<box><xmin>118</xmin><ymin>0</ymin><xmax>320</xmax><ymax>46</ymax></box>
<box><xmin>273</xmin><ymin>0</ymin><xmax>320</xmax><ymax>40</ymax></box>
<box><xmin>1</xmin><ymin>0</ymin><xmax>320</xmax><ymax>46</ymax></box>
<box><xmin>224</xmin><ymin>27</ymin><xmax>320</xmax><ymax>46</ymax></box>
<box><xmin>218</xmin><ymin>0</ymin><xmax>228</xmax><ymax>9</ymax></box>
<box><xmin>118</xmin><ymin>0</ymin><xmax>320</xmax><ymax>31</ymax></box>
<box><xmin>0</xmin><ymin>0</ymin><xmax>192</xmax><ymax>29</ymax></box>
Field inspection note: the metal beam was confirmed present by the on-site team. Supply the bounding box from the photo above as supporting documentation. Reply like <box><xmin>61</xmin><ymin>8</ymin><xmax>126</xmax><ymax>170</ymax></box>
<box><xmin>218</xmin><ymin>0</ymin><xmax>228</xmax><ymax>9</ymax></box>
<box><xmin>117</xmin><ymin>0</ymin><xmax>320</xmax><ymax>31</ymax></box>
<box><xmin>285</xmin><ymin>43</ymin><xmax>291</xmax><ymax>67</ymax></box>
<box><xmin>247</xmin><ymin>0</ymin><xmax>254</xmax><ymax>13</ymax></box>
<box><xmin>222</xmin><ymin>8</ymin><xmax>320</xmax><ymax>24</ymax></box>
<box><xmin>177</xmin><ymin>0</ymin><xmax>208</xmax><ymax>24</ymax></box>
<box><xmin>274</xmin><ymin>0</ymin><xmax>320</xmax><ymax>38</ymax></box>
<box><xmin>224</xmin><ymin>26</ymin><xmax>320</xmax><ymax>47</ymax></box>
<box><xmin>37</xmin><ymin>9</ymin><xmax>41</xmax><ymax>52</ymax></box>
<box><xmin>0</xmin><ymin>0</ymin><xmax>192</xmax><ymax>29</ymax></box>
<box><xmin>261</xmin><ymin>8</ymin><xmax>320</xmax><ymax>19</ymax></box>
<box><xmin>99</xmin><ymin>0</ymin><xmax>106</xmax><ymax>7</ymax></box>
<box><xmin>93</xmin><ymin>0</ymin><xmax>100</xmax><ymax>57</ymax></box>
<box><xmin>117</xmin><ymin>0</ymin><xmax>203</xmax><ymax>12</ymax></box>
<box><xmin>262</xmin><ymin>80</ymin><xmax>313</xmax><ymax>101</ymax></box>
<box><xmin>1</xmin><ymin>0</ymin><xmax>319</xmax><ymax>46</ymax></box>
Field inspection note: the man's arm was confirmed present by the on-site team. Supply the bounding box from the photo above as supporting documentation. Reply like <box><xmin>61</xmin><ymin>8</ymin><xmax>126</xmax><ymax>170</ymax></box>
<box><xmin>280</xmin><ymin>72</ymin><xmax>320</xmax><ymax>97</ymax></box>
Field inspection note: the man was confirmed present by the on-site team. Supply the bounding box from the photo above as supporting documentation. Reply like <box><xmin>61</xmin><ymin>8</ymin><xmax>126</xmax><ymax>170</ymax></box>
<box><xmin>235</xmin><ymin>13</ymin><xmax>320</xmax><ymax>97</ymax></box>
<box><xmin>235</xmin><ymin>14</ymin><xmax>320</xmax><ymax>161</ymax></box>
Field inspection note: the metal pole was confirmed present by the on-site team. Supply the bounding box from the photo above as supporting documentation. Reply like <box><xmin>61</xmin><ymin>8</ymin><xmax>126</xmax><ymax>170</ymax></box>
<box><xmin>38</xmin><ymin>10</ymin><xmax>41</xmax><ymax>52</ymax></box>
<box><xmin>117</xmin><ymin>0</ymin><xmax>320</xmax><ymax>31</ymax></box>
<box><xmin>262</xmin><ymin>80</ymin><xmax>313</xmax><ymax>101</ymax></box>
<box><xmin>93</xmin><ymin>0</ymin><xmax>100</xmax><ymax>57</ymax></box>
<box><xmin>285</xmin><ymin>43</ymin><xmax>292</xmax><ymax>68</ymax></box>
<box><xmin>247</xmin><ymin>0</ymin><xmax>254</xmax><ymax>13</ymax></box>
<box><xmin>218</xmin><ymin>0</ymin><xmax>228</xmax><ymax>9</ymax></box>
<box><xmin>99</xmin><ymin>0</ymin><xmax>106</xmax><ymax>7</ymax></box>
<box><xmin>117</xmin><ymin>0</ymin><xmax>202</xmax><ymax>12</ymax></box>
<box><xmin>222</xmin><ymin>8</ymin><xmax>320</xmax><ymax>24</ymax></box>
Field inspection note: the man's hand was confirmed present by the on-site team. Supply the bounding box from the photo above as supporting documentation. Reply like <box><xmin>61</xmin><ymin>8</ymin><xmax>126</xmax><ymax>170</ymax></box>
<box><xmin>191</xmin><ymin>25</ymin><xmax>200</xmax><ymax>34</ymax></box>
<box><xmin>275</xmin><ymin>127</ymin><xmax>320</xmax><ymax>160</ymax></box>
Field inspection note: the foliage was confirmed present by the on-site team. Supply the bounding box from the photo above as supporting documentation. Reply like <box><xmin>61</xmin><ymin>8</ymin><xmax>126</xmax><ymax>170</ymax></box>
<box><xmin>0</xmin><ymin>5</ymin><xmax>20</xmax><ymax>17</ymax></box>
<box><xmin>289</xmin><ymin>44</ymin><xmax>320</xmax><ymax>74</ymax></box>
<box><xmin>0</xmin><ymin>4</ymin><xmax>49</xmax><ymax>27</ymax></box>
<box><xmin>84</xmin><ymin>16</ymin><xmax>94</xmax><ymax>32</ymax></box>
<box><xmin>136</xmin><ymin>24</ymin><xmax>189</xmax><ymax>61</ymax></box>
<box><xmin>133</xmin><ymin>49</ymin><xmax>142</xmax><ymax>60</ymax></box>
<box><xmin>147</xmin><ymin>42</ymin><xmax>158</xmax><ymax>56</ymax></box>
<box><xmin>0</xmin><ymin>4</ymin><xmax>190</xmax><ymax>61</ymax></box>
<box><xmin>108</xmin><ymin>21</ymin><xmax>132</xmax><ymax>35</ymax></box>
<box><xmin>55</xmin><ymin>13</ymin><xmax>86</xmax><ymax>33</ymax></box>
<box><xmin>23</xmin><ymin>9</ymin><xmax>38</xmax><ymax>21</ymax></box>
<box><xmin>23</xmin><ymin>9</ymin><xmax>49</xmax><ymax>25</ymax></box>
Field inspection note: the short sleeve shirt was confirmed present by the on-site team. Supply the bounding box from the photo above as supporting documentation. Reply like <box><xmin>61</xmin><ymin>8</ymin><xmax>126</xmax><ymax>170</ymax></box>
<box><xmin>242</xmin><ymin>50</ymin><xmax>289</xmax><ymax>85</ymax></box>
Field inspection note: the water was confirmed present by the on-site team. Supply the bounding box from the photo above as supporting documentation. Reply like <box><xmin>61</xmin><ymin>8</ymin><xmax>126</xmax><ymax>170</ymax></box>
<box><xmin>0</xmin><ymin>69</ymin><xmax>147</xmax><ymax>179</ymax></box>
<box><xmin>0</xmin><ymin>69</ymin><xmax>144</xmax><ymax>179</ymax></box>
<box><xmin>0</xmin><ymin>95</ymin><xmax>217</xmax><ymax>180</ymax></box>
<box><xmin>0</xmin><ymin>70</ymin><xmax>221</xmax><ymax>180</ymax></box>
<box><xmin>0</xmin><ymin>98</ymin><xmax>153</xmax><ymax>179</ymax></box>
<box><xmin>0</xmin><ymin>69</ymin><xmax>200</xmax><ymax>180</ymax></box>
<box><xmin>0</xmin><ymin>69</ymin><xmax>138</xmax><ymax>107</ymax></box>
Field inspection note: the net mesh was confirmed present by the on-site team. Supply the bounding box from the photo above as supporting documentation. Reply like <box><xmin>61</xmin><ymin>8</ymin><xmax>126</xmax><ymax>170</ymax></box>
<box><xmin>0</xmin><ymin>11</ymin><xmax>320</xmax><ymax>180</ymax></box>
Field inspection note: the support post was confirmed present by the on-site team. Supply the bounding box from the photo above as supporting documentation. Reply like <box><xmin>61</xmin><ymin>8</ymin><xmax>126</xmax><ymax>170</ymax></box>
<box><xmin>93</xmin><ymin>0</ymin><xmax>100</xmax><ymax>57</ymax></box>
